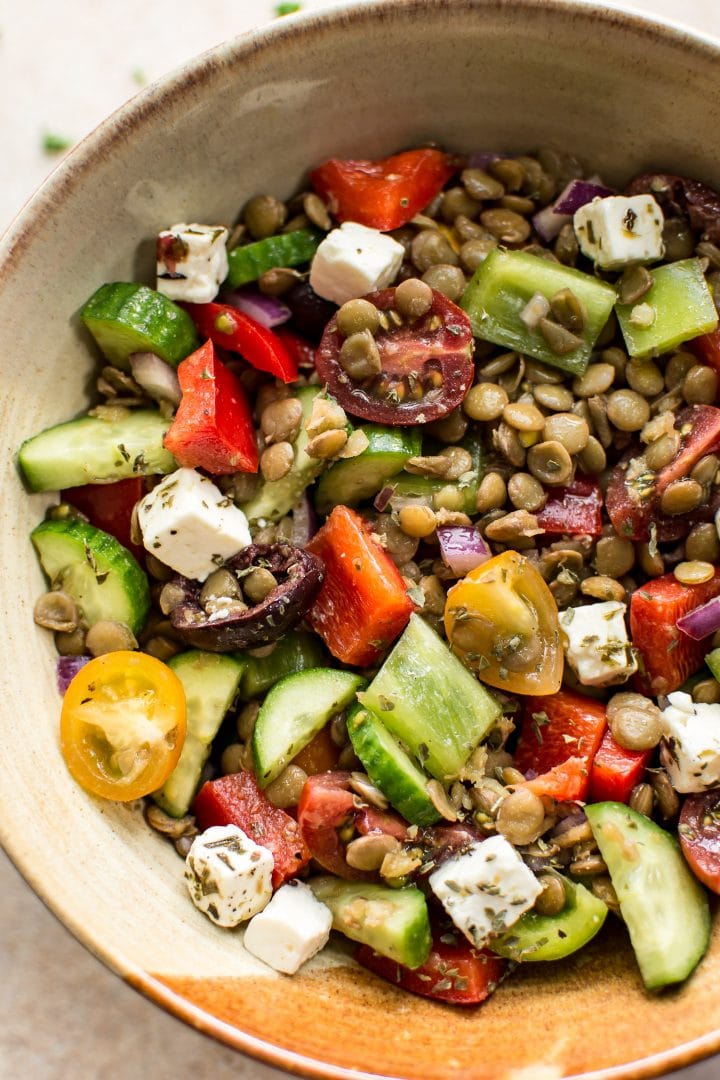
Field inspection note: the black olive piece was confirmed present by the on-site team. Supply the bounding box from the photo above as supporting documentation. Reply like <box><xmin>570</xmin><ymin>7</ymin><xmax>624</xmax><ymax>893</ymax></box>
<box><xmin>626</xmin><ymin>172</ymin><xmax>720</xmax><ymax>245</ymax></box>
<box><xmin>168</xmin><ymin>543</ymin><xmax>325</xmax><ymax>652</ymax></box>
<box><xmin>284</xmin><ymin>281</ymin><xmax>337</xmax><ymax>343</ymax></box>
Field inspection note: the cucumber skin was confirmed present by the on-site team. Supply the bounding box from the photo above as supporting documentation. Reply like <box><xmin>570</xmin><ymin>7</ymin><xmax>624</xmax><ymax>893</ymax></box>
<box><xmin>153</xmin><ymin>651</ymin><xmax>245</xmax><ymax>818</ymax></box>
<box><xmin>310</xmin><ymin>877</ymin><xmax>431</xmax><ymax>969</ymax></box>
<box><xmin>587</xmin><ymin>802</ymin><xmax>711</xmax><ymax>990</ymax></box>
<box><xmin>226</xmin><ymin>230</ymin><xmax>321</xmax><ymax>288</ymax></box>
<box><xmin>80</xmin><ymin>282</ymin><xmax>199</xmax><ymax>370</ymax></box>
<box><xmin>239</xmin><ymin>630</ymin><xmax>327</xmax><ymax>701</ymax></box>
<box><xmin>315</xmin><ymin>425</ymin><xmax>422</xmax><ymax>515</ymax></box>
<box><xmin>492</xmin><ymin>875</ymin><xmax>607</xmax><ymax>962</ymax></box>
<box><xmin>31</xmin><ymin>518</ymin><xmax>149</xmax><ymax>635</ymax></box>
<box><xmin>347</xmin><ymin>703</ymin><xmax>440</xmax><ymax>827</ymax></box>
<box><xmin>18</xmin><ymin>410</ymin><xmax>176</xmax><ymax>492</ymax></box>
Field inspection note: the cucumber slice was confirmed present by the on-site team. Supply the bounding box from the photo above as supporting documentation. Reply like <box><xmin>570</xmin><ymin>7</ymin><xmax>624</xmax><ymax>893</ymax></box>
<box><xmin>315</xmin><ymin>425</ymin><xmax>422</xmax><ymax>514</ymax></box>
<box><xmin>359</xmin><ymin>614</ymin><xmax>501</xmax><ymax>782</ymax></box>
<box><xmin>586</xmin><ymin>801</ymin><xmax>711</xmax><ymax>989</ymax></box>
<box><xmin>239</xmin><ymin>630</ymin><xmax>327</xmax><ymax>700</ymax></box>
<box><xmin>388</xmin><ymin>434</ymin><xmax>483</xmax><ymax>515</ymax></box>
<box><xmin>310</xmin><ymin>877</ymin><xmax>431</xmax><ymax>969</ymax></box>
<box><xmin>705</xmin><ymin>646</ymin><xmax>720</xmax><ymax>682</ymax></box>
<box><xmin>226</xmin><ymin>230</ymin><xmax>321</xmax><ymax>288</ymax></box>
<box><xmin>240</xmin><ymin>386</ymin><xmax>324</xmax><ymax>524</ymax></box>
<box><xmin>492</xmin><ymin>875</ymin><xmax>607</xmax><ymax>962</ymax></box>
<box><xmin>616</xmin><ymin>259</ymin><xmax>718</xmax><ymax>358</ymax></box>
<box><xmin>252</xmin><ymin>667</ymin><xmax>365</xmax><ymax>787</ymax></box>
<box><xmin>31</xmin><ymin>518</ymin><xmax>149</xmax><ymax>635</ymax></box>
<box><xmin>18</xmin><ymin>409</ymin><xmax>176</xmax><ymax>493</ymax></box>
<box><xmin>347</xmin><ymin>703</ymin><xmax>440</xmax><ymax>827</ymax></box>
<box><xmin>80</xmin><ymin>282</ymin><xmax>199</xmax><ymax>370</ymax></box>
<box><xmin>153</xmin><ymin>651</ymin><xmax>245</xmax><ymax>817</ymax></box>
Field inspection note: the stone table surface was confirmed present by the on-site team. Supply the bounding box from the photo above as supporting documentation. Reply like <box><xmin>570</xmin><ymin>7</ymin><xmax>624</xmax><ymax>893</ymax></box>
<box><xmin>2</xmin><ymin>0</ymin><xmax>720</xmax><ymax>1077</ymax></box>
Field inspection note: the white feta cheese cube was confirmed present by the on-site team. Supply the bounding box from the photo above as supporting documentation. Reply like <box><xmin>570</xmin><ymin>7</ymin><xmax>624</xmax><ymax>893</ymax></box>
<box><xmin>661</xmin><ymin>691</ymin><xmax>720</xmax><ymax>793</ymax></box>
<box><xmin>156</xmin><ymin>223</ymin><xmax>229</xmax><ymax>303</ymax></box>
<box><xmin>573</xmin><ymin>194</ymin><xmax>664</xmax><ymax>270</ymax></box>
<box><xmin>137</xmin><ymin>467</ymin><xmax>251</xmax><ymax>581</ymax></box>
<box><xmin>559</xmin><ymin>600</ymin><xmax>637</xmax><ymax>687</ymax></box>
<box><xmin>184</xmin><ymin>824</ymin><xmax>274</xmax><ymax>927</ymax></box>
<box><xmin>309</xmin><ymin>222</ymin><xmax>404</xmax><ymax>305</ymax></box>
<box><xmin>429</xmin><ymin>835</ymin><xmax>542</xmax><ymax>949</ymax></box>
<box><xmin>243</xmin><ymin>880</ymin><xmax>332</xmax><ymax>974</ymax></box>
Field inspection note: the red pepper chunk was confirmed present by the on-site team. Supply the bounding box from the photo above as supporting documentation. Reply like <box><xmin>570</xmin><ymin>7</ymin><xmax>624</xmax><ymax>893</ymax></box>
<box><xmin>193</xmin><ymin>771</ymin><xmax>310</xmax><ymax>888</ymax></box>
<box><xmin>306</xmin><ymin>506</ymin><xmax>414</xmax><ymax>666</ymax></box>
<box><xmin>310</xmin><ymin>149</ymin><xmax>458</xmax><ymax>232</ymax></box>
<box><xmin>588</xmin><ymin>728</ymin><xmax>651</xmax><ymax>805</ymax></box>
<box><xmin>535</xmin><ymin>476</ymin><xmax>603</xmax><ymax>537</ymax></box>
<box><xmin>163</xmin><ymin>340</ymin><xmax>258</xmax><ymax>475</ymax></box>
<box><xmin>62</xmin><ymin>477</ymin><xmax>146</xmax><ymax>562</ymax></box>
<box><xmin>630</xmin><ymin>569</ymin><xmax>720</xmax><ymax>695</ymax></box>
<box><xmin>689</xmin><ymin>328</ymin><xmax>720</xmax><ymax>377</ymax></box>
<box><xmin>181</xmin><ymin>303</ymin><xmax>297</xmax><ymax>383</ymax></box>
<box><xmin>515</xmin><ymin>691</ymin><xmax>607</xmax><ymax>802</ymax></box>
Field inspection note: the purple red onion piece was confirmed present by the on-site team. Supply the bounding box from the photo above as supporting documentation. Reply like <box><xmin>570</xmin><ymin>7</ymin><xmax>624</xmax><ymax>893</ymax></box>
<box><xmin>290</xmin><ymin>493</ymin><xmax>318</xmax><ymax>547</ymax></box>
<box><xmin>677</xmin><ymin>596</ymin><xmax>720</xmax><ymax>641</ymax></box>
<box><xmin>373</xmin><ymin>484</ymin><xmax>396</xmax><ymax>513</ymax></box>
<box><xmin>57</xmin><ymin>655</ymin><xmax>91</xmax><ymax>695</ymax></box>
<box><xmin>223</xmin><ymin>288</ymin><xmax>292</xmax><ymax>329</ymax></box>
<box><xmin>552</xmin><ymin>178</ymin><xmax>614</xmax><ymax>214</ymax></box>
<box><xmin>437</xmin><ymin>526</ymin><xmax>491</xmax><ymax>577</ymax></box>
<box><xmin>129</xmin><ymin>352</ymin><xmax>182</xmax><ymax>406</ymax></box>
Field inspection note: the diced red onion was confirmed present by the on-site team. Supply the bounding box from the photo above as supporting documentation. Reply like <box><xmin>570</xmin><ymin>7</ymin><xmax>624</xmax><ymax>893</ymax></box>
<box><xmin>290</xmin><ymin>493</ymin><xmax>318</xmax><ymax>547</ymax></box>
<box><xmin>551</xmin><ymin>809</ymin><xmax>587</xmax><ymax>836</ymax></box>
<box><xmin>129</xmin><ymin>352</ymin><xmax>181</xmax><ymax>406</ymax></box>
<box><xmin>519</xmin><ymin>292</ymin><xmax>551</xmax><ymax>329</ymax></box>
<box><xmin>677</xmin><ymin>596</ymin><xmax>720</xmax><ymax>641</ymax></box>
<box><xmin>437</xmin><ymin>526</ymin><xmax>491</xmax><ymax>577</ymax></box>
<box><xmin>373</xmin><ymin>484</ymin><xmax>396</xmax><ymax>512</ymax></box>
<box><xmin>532</xmin><ymin>203</ymin><xmax>571</xmax><ymax>243</ymax></box>
<box><xmin>57</xmin><ymin>655</ymin><xmax>91</xmax><ymax>695</ymax></box>
<box><xmin>224</xmin><ymin>288</ymin><xmax>291</xmax><ymax>329</ymax></box>
<box><xmin>467</xmin><ymin>151</ymin><xmax>501</xmax><ymax>170</ymax></box>
<box><xmin>553</xmin><ymin>178</ymin><xmax>614</xmax><ymax>214</ymax></box>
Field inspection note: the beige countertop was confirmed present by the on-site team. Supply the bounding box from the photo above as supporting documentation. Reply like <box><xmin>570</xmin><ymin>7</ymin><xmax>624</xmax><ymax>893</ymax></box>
<box><xmin>2</xmin><ymin>1</ymin><xmax>720</xmax><ymax>1077</ymax></box>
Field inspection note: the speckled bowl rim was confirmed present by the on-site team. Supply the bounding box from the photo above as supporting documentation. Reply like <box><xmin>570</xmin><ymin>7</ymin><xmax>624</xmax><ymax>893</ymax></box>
<box><xmin>2</xmin><ymin>1</ymin><xmax>720</xmax><ymax>1077</ymax></box>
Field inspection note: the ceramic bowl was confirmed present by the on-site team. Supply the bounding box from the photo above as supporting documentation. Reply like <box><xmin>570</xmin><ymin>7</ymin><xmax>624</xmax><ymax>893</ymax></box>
<box><xmin>2</xmin><ymin>1</ymin><xmax>720</xmax><ymax>1077</ymax></box>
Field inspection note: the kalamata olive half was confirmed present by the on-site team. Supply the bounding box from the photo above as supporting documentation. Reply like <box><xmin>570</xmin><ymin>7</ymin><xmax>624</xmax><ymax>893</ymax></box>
<box><xmin>167</xmin><ymin>543</ymin><xmax>325</xmax><ymax>652</ymax></box>
<box><xmin>626</xmin><ymin>173</ymin><xmax>720</xmax><ymax>244</ymax></box>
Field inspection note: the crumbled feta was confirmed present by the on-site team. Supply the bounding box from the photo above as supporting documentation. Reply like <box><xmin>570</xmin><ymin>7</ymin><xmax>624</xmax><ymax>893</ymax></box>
<box><xmin>243</xmin><ymin>880</ymin><xmax>332</xmax><ymax>974</ymax></box>
<box><xmin>309</xmin><ymin>222</ymin><xmax>404</xmax><ymax>305</ymax></box>
<box><xmin>429</xmin><ymin>835</ymin><xmax>542</xmax><ymax>949</ymax></box>
<box><xmin>573</xmin><ymin>194</ymin><xmax>664</xmax><ymax>271</ymax></box>
<box><xmin>559</xmin><ymin>600</ymin><xmax>637</xmax><ymax>687</ymax></box>
<box><xmin>660</xmin><ymin>691</ymin><xmax>720</xmax><ymax>793</ymax></box>
<box><xmin>156</xmin><ymin>223</ymin><xmax>229</xmax><ymax>303</ymax></box>
<box><xmin>137</xmin><ymin>467</ymin><xmax>250</xmax><ymax>581</ymax></box>
<box><xmin>184</xmin><ymin>825</ymin><xmax>274</xmax><ymax>928</ymax></box>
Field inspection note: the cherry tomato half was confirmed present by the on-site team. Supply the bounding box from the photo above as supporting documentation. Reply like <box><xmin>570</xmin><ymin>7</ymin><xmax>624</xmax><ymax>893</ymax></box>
<box><xmin>60</xmin><ymin>651</ymin><xmax>186</xmax><ymax>801</ymax></box>
<box><xmin>315</xmin><ymin>287</ymin><xmax>474</xmax><ymax>425</ymax></box>
<box><xmin>679</xmin><ymin>790</ymin><xmax>720</xmax><ymax>894</ymax></box>
<box><xmin>444</xmin><ymin>550</ymin><xmax>563</xmax><ymax>695</ymax></box>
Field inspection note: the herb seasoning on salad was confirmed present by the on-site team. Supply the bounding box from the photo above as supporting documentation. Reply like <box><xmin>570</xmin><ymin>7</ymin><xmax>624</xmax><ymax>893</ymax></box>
<box><xmin>20</xmin><ymin>146</ymin><xmax>720</xmax><ymax>998</ymax></box>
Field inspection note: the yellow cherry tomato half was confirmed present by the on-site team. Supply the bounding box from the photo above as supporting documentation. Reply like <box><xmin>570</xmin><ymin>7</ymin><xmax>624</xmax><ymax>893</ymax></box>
<box><xmin>444</xmin><ymin>549</ymin><xmax>563</xmax><ymax>695</ymax></box>
<box><xmin>60</xmin><ymin>651</ymin><xmax>186</xmax><ymax>801</ymax></box>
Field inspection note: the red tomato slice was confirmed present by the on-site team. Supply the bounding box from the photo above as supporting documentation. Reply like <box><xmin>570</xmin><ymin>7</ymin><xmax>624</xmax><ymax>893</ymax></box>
<box><xmin>310</xmin><ymin>149</ymin><xmax>458</xmax><ymax>232</ymax></box>
<box><xmin>62</xmin><ymin>477</ymin><xmax>145</xmax><ymax>562</ymax></box>
<box><xmin>679</xmin><ymin>791</ymin><xmax>720</xmax><ymax>894</ymax></box>
<box><xmin>181</xmin><ymin>302</ymin><xmax>297</xmax><ymax>383</ymax></box>
<box><xmin>535</xmin><ymin>475</ymin><xmax>603</xmax><ymax>536</ymax></box>
<box><xmin>588</xmin><ymin>728</ymin><xmax>651</xmax><ymax>804</ymax></box>
<box><xmin>630</xmin><ymin>569</ymin><xmax>720</xmax><ymax>695</ymax></box>
<box><xmin>315</xmin><ymin>287</ymin><xmax>474</xmax><ymax>426</ymax></box>
<box><xmin>356</xmin><ymin>932</ymin><xmax>507</xmax><ymax>1005</ymax></box>
<box><xmin>193</xmin><ymin>771</ymin><xmax>310</xmax><ymax>888</ymax></box>
<box><xmin>514</xmin><ymin>691</ymin><xmax>607</xmax><ymax>802</ymax></box>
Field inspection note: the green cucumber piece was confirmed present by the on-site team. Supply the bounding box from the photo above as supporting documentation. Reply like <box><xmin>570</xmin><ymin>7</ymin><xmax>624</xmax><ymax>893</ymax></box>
<box><xmin>18</xmin><ymin>409</ymin><xmax>176</xmax><ymax>493</ymax></box>
<box><xmin>252</xmin><ymin>667</ymin><xmax>365</xmax><ymax>787</ymax></box>
<box><xmin>80</xmin><ymin>282</ymin><xmax>199</xmax><ymax>370</ymax></box>
<box><xmin>315</xmin><ymin>425</ymin><xmax>422</xmax><ymax>514</ymax></box>
<box><xmin>226</xmin><ymin>230</ymin><xmax>321</xmax><ymax>288</ymax></box>
<box><xmin>31</xmin><ymin>518</ymin><xmax>149</xmax><ymax>635</ymax></box>
<box><xmin>586</xmin><ymin>801</ymin><xmax>711</xmax><ymax>990</ymax></box>
<box><xmin>347</xmin><ymin>703</ymin><xmax>440</xmax><ymax>827</ymax></box>
<box><xmin>359</xmin><ymin>613</ymin><xmax>501</xmax><ymax>782</ymax></box>
<box><xmin>705</xmin><ymin>646</ymin><xmax>720</xmax><ymax>682</ymax></box>
<box><xmin>239</xmin><ymin>630</ymin><xmax>327</xmax><ymax>700</ymax></box>
<box><xmin>388</xmin><ymin>434</ymin><xmax>483</xmax><ymax>515</ymax></box>
<box><xmin>492</xmin><ymin>875</ymin><xmax>607</xmax><ymax>962</ymax></box>
<box><xmin>240</xmin><ymin>386</ymin><xmax>324</xmax><ymax>524</ymax></box>
<box><xmin>310</xmin><ymin>877</ymin><xmax>431</xmax><ymax>969</ymax></box>
<box><xmin>154</xmin><ymin>651</ymin><xmax>245</xmax><ymax>817</ymax></box>
<box><xmin>460</xmin><ymin>249</ymin><xmax>616</xmax><ymax>375</ymax></box>
<box><xmin>616</xmin><ymin>259</ymin><xmax>718</xmax><ymax>358</ymax></box>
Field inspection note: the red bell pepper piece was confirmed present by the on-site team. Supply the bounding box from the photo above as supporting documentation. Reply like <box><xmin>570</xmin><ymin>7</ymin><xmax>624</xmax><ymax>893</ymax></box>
<box><xmin>630</xmin><ymin>568</ymin><xmax>720</xmax><ymax>695</ymax></box>
<box><xmin>356</xmin><ymin>932</ymin><xmax>507</xmax><ymax>1005</ymax></box>
<box><xmin>689</xmin><ymin>327</ymin><xmax>720</xmax><ymax>377</ymax></box>
<box><xmin>535</xmin><ymin>475</ymin><xmax>603</xmax><ymax>537</ymax></box>
<box><xmin>310</xmin><ymin>149</ymin><xmax>458</xmax><ymax>232</ymax></box>
<box><xmin>193</xmin><ymin>771</ymin><xmax>309</xmax><ymax>888</ymax></box>
<box><xmin>274</xmin><ymin>327</ymin><xmax>316</xmax><ymax>370</ymax></box>
<box><xmin>182</xmin><ymin>302</ymin><xmax>297</xmax><ymax>383</ymax></box>
<box><xmin>62</xmin><ymin>477</ymin><xmax>145</xmax><ymax>562</ymax></box>
<box><xmin>163</xmin><ymin>339</ymin><xmax>258</xmax><ymax>475</ymax></box>
<box><xmin>306</xmin><ymin>505</ymin><xmax>414</xmax><ymax>666</ymax></box>
<box><xmin>514</xmin><ymin>691</ymin><xmax>607</xmax><ymax>802</ymax></box>
<box><xmin>588</xmin><ymin>728</ymin><xmax>651</xmax><ymax>804</ymax></box>
<box><xmin>523</xmin><ymin>757</ymin><xmax>588</xmax><ymax>802</ymax></box>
